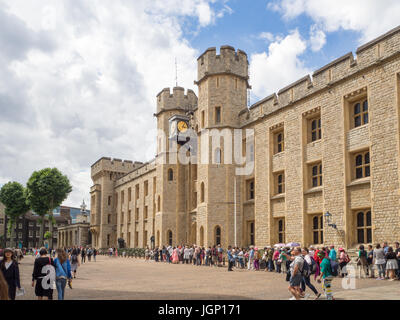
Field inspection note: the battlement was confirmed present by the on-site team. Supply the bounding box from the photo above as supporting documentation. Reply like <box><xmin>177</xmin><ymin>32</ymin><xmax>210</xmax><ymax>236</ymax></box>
<box><xmin>243</xmin><ymin>24</ymin><xmax>400</xmax><ymax>127</ymax></box>
<box><xmin>197</xmin><ymin>45</ymin><xmax>249</xmax><ymax>84</ymax></box>
<box><xmin>91</xmin><ymin>157</ymin><xmax>144</xmax><ymax>179</ymax></box>
<box><xmin>156</xmin><ymin>87</ymin><xmax>197</xmax><ymax>114</ymax></box>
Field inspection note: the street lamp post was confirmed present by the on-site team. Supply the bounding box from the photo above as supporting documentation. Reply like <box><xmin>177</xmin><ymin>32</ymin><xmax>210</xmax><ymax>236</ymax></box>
<box><xmin>324</xmin><ymin>211</ymin><xmax>337</xmax><ymax>229</ymax></box>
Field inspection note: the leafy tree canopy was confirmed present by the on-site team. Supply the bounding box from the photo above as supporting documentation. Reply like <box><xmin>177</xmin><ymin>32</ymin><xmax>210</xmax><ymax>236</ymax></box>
<box><xmin>26</xmin><ymin>168</ymin><xmax>72</xmax><ymax>216</ymax></box>
<box><xmin>0</xmin><ymin>182</ymin><xmax>29</xmax><ymax>222</ymax></box>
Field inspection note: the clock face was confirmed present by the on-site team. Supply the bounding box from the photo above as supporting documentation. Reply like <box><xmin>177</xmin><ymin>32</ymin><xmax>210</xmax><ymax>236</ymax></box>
<box><xmin>177</xmin><ymin>120</ymin><xmax>188</xmax><ymax>133</ymax></box>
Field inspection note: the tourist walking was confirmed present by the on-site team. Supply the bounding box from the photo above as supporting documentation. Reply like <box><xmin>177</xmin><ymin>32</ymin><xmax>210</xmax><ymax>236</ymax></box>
<box><xmin>0</xmin><ymin>248</ymin><xmax>21</xmax><ymax>300</ymax></box>
<box><xmin>248</xmin><ymin>246</ymin><xmax>254</xmax><ymax>270</ymax></box>
<box><xmin>81</xmin><ymin>248</ymin><xmax>86</xmax><ymax>264</ymax></box>
<box><xmin>172</xmin><ymin>247</ymin><xmax>179</xmax><ymax>264</ymax></box>
<box><xmin>87</xmin><ymin>248</ymin><xmax>93</xmax><ymax>262</ymax></box>
<box><xmin>283</xmin><ymin>247</ymin><xmax>303</xmax><ymax>300</ymax></box>
<box><xmin>385</xmin><ymin>247</ymin><xmax>398</xmax><ymax>281</ymax></box>
<box><xmin>93</xmin><ymin>248</ymin><xmax>97</xmax><ymax>262</ymax></box>
<box><xmin>338</xmin><ymin>248</ymin><xmax>350</xmax><ymax>277</ymax></box>
<box><xmin>32</xmin><ymin>248</ymin><xmax>55</xmax><ymax>300</ymax></box>
<box><xmin>70</xmin><ymin>249</ymin><xmax>80</xmax><ymax>279</ymax></box>
<box><xmin>301</xmin><ymin>248</ymin><xmax>320</xmax><ymax>299</ymax></box>
<box><xmin>395</xmin><ymin>242</ymin><xmax>400</xmax><ymax>279</ymax></box>
<box><xmin>318</xmin><ymin>251</ymin><xmax>334</xmax><ymax>300</ymax></box>
<box><xmin>54</xmin><ymin>249</ymin><xmax>72</xmax><ymax>300</ymax></box>
<box><xmin>373</xmin><ymin>243</ymin><xmax>386</xmax><ymax>280</ymax></box>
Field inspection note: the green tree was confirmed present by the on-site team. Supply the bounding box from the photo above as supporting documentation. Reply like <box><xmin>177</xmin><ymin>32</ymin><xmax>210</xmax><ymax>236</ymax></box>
<box><xmin>26</xmin><ymin>168</ymin><xmax>72</xmax><ymax>247</ymax></box>
<box><xmin>0</xmin><ymin>182</ymin><xmax>30</xmax><ymax>248</ymax></box>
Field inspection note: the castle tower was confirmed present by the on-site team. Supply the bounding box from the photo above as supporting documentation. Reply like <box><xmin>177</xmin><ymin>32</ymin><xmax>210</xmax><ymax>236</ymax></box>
<box><xmin>90</xmin><ymin>158</ymin><xmax>143</xmax><ymax>248</ymax></box>
<box><xmin>154</xmin><ymin>87</ymin><xmax>197</xmax><ymax>246</ymax></box>
<box><xmin>195</xmin><ymin>46</ymin><xmax>250</xmax><ymax>247</ymax></box>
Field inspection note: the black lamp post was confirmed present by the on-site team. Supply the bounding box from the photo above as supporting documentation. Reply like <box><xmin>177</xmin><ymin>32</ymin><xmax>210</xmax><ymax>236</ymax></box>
<box><xmin>324</xmin><ymin>211</ymin><xmax>337</xmax><ymax>229</ymax></box>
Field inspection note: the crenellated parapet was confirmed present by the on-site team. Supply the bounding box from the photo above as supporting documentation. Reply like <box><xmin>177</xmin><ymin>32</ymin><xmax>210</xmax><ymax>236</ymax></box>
<box><xmin>196</xmin><ymin>46</ymin><xmax>250</xmax><ymax>87</ymax></box>
<box><xmin>91</xmin><ymin>157</ymin><xmax>143</xmax><ymax>180</ymax></box>
<box><xmin>242</xmin><ymin>24</ymin><xmax>400</xmax><ymax>128</ymax></box>
<box><xmin>156</xmin><ymin>87</ymin><xmax>197</xmax><ymax>115</ymax></box>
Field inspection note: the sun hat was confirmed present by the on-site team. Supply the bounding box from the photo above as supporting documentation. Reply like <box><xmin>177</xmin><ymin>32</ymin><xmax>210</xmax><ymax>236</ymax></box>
<box><xmin>338</xmin><ymin>247</ymin><xmax>344</xmax><ymax>251</ymax></box>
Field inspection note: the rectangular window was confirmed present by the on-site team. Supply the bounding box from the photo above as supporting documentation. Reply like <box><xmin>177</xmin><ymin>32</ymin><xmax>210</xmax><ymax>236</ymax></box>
<box><xmin>275</xmin><ymin>172</ymin><xmax>285</xmax><ymax>194</ymax></box>
<box><xmin>312</xmin><ymin>214</ymin><xmax>323</xmax><ymax>244</ymax></box>
<box><xmin>128</xmin><ymin>210</ymin><xmax>131</xmax><ymax>223</ymax></box>
<box><xmin>128</xmin><ymin>188</ymin><xmax>132</xmax><ymax>202</ymax></box>
<box><xmin>274</xmin><ymin>130</ymin><xmax>284</xmax><ymax>154</ymax></box>
<box><xmin>352</xmin><ymin>98</ymin><xmax>369</xmax><ymax>128</ymax></box>
<box><xmin>235</xmin><ymin>78</ymin><xmax>238</xmax><ymax>90</ymax></box>
<box><xmin>216</xmin><ymin>77</ymin><xmax>220</xmax><ymax>88</ymax></box>
<box><xmin>153</xmin><ymin>177</ymin><xmax>157</xmax><ymax>195</ymax></box>
<box><xmin>135</xmin><ymin>208</ymin><xmax>139</xmax><ymax>221</ymax></box>
<box><xmin>277</xmin><ymin>219</ymin><xmax>285</xmax><ymax>243</ymax></box>
<box><xmin>247</xmin><ymin>179</ymin><xmax>255</xmax><ymax>200</ymax></box>
<box><xmin>201</xmin><ymin>111</ymin><xmax>205</xmax><ymax>128</ymax></box>
<box><xmin>309</xmin><ymin>116</ymin><xmax>321</xmax><ymax>142</ymax></box>
<box><xmin>354</xmin><ymin>150</ymin><xmax>370</xmax><ymax>180</ymax></box>
<box><xmin>18</xmin><ymin>223</ymin><xmax>22</xmax><ymax>229</ymax></box>
<box><xmin>356</xmin><ymin>210</ymin><xmax>372</xmax><ymax>243</ymax></box>
<box><xmin>144</xmin><ymin>206</ymin><xmax>148</xmax><ymax>219</ymax></box>
<box><xmin>29</xmin><ymin>230</ymin><xmax>33</xmax><ymax>237</ymax></box>
<box><xmin>108</xmin><ymin>214</ymin><xmax>111</xmax><ymax>224</ymax></box>
<box><xmin>215</xmin><ymin>107</ymin><xmax>221</xmax><ymax>124</ymax></box>
<box><xmin>108</xmin><ymin>196</ymin><xmax>112</xmax><ymax>206</ymax></box>
<box><xmin>121</xmin><ymin>191</ymin><xmax>124</xmax><ymax>204</ymax></box>
<box><xmin>144</xmin><ymin>181</ymin><xmax>149</xmax><ymax>196</ymax></box>
<box><xmin>135</xmin><ymin>185</ymin><xmax>139</xmax><ymax>200</ymax></box>
<box><xmin>310</xmin><ymin>162</ymin><xmax>323</xmax><ymax>188</ymax></box>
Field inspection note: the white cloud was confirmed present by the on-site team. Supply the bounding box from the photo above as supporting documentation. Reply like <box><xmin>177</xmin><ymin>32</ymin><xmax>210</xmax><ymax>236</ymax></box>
<box><xmin>269</xmin><ymin>0</ymin><xmax>400</xmax><ymax>43</ymax></box>
<box><xmin>0</xmin><ymin>0</ymin><xmax>228</xmax><ymax>209</ymax></box>
<box><xmin>309</xmin><ymin>25</ymin><xmax>326</xmax><ymax>52</ymax></box>
<box><xmin>258</xmin><ymin>31</ymin><xmax>275</xmax><ymax>42</ymax></box>
<box><xmin>250</xmin><ymin>29</ymin><xmax>311</xmax><ymax>99</ymax></box>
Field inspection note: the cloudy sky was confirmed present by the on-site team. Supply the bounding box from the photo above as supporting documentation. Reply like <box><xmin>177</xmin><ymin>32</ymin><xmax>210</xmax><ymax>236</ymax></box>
<box><xmin>1</xmin><ymin>0</ymin><xmax>399</xmax><ymax>208</ymax></box>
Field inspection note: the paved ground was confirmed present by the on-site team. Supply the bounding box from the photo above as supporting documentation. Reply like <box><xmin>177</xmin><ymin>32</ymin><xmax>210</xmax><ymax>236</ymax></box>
<box><xmin>15</xmin><ymin>255</ymin><xmax>400</xmax><ymax>300</ymax></box>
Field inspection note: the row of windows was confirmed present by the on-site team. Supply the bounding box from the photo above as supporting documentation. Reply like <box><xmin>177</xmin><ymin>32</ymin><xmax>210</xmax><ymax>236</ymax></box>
<box><xmin>273</xmin><ymin>99</ymin><xmax>369</xmax><ymax>155</ymax></box>
<box><xmin>277</xmin><ymin>209</ymin><xmax>371</xmax><ymax>244</ymax></box>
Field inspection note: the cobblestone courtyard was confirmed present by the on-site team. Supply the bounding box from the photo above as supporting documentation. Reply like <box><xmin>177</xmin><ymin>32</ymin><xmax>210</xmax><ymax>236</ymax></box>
<box><xmin>15</xmin><ymin>255</ymin><xmax>400</xmax><ymax>300</ymax></box>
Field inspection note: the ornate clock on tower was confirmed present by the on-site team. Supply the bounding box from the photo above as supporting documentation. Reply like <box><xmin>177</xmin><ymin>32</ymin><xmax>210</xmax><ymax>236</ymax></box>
<box><xmin>169</xmin><ymin>115</ymin><xmax>190</xmax><ymax>145</ymax></box>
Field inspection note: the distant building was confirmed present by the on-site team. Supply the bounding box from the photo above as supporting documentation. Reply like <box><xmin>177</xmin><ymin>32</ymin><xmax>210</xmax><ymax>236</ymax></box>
<box><xmin>53</xmin><ymin>206</ymin><xmax>91</xmax><ymax>224</ymax></box>
<box><xmin>3</xmin><ymin>211</ymin><xmax>71</xmax><ymax>249</ymax></box>
<box><xmin>58</xmin><ymin>200</ymin><xmax>91</xmax><ymax>247</ymax></box>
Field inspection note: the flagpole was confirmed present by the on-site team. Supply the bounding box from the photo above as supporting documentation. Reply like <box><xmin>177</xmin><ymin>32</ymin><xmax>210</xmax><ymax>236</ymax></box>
<box><xmin>234</xmin><ymin>176</ymin><xmax>237</xmax><ymax>247</ymax></box>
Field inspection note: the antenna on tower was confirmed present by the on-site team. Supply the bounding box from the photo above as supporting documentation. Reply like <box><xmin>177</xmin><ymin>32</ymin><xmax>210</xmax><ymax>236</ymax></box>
<box><xmin>175</xmin><ymin>58</ymin><xmax>178</xmax><ymax>87</ymax></box>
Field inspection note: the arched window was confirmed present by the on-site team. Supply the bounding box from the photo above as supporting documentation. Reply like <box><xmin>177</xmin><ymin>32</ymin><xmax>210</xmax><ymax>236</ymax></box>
<box><xmin>214</xmin><ymin>148</ymin><xmax>221</xmax><ymax>164</ymax></box>
<box><xmin>200</xmin><ymin>182</ymin><xmax>205</xmax><ymax>203</ymax></box>
<box><xmin>168</xmin><ymin>169</ymin><xmax>174</xmax><ymax>181</ymax></box>
<box><xmin>353</xmin><ymin>99</ymin><xmax>368</xmax><ymax>128</ymax></box>
<box><xmin>278</xmin><ymin>219</ymin><xmax>285</xmax><ymax>243</ymax></box>
<box><xmin>356</xmin><ymin>210</ymin><xmax>372</xmax><ymax>243</ymax></box>
<box><xmin>355</xmin><ymin>151</ymin><xmax>370</xmax><ymax>179</ymax></box>
<box><xmin>215</xmin><ymin>226</ymin><xmax>221</xmax><ymax>246</ymax></box>
<box><xmin>167</xmin><ymin>230</ymin><xmax>173</xmax><ymax>246</ymax></box>
<box><xmin>312</xmin><ymin>215</ymin><xmax>323</xmax><ymax>244</ymax></box>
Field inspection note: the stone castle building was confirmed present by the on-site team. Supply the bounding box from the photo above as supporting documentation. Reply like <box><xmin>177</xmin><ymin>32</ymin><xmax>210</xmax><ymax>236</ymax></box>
<box><xmin>90</xmin><ymin>25</ymin><xmax>400</xmax><ymax>250</ymax></box>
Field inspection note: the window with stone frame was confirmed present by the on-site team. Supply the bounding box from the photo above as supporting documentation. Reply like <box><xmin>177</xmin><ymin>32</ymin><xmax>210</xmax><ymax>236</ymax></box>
<box><xmin>215</xmin><ymin>226</ymin><xmax>221</xmax><ymax>246</ymax></box>
<box><xmin>200</xmin><ymin>182</ymin><xmax>205</xmax><ymax>203</ymax></box>
<box><xmin>135</xmin><ymin>208</ymin><xmax>139</xmax><ymax>221</ymax></box>
<box><xmin>312</xmin><ymin>215</ymin><xmax>323</xmax><ymax>244</ymax></box>
<box><xmin>356</xmin><ymin>209</ymin><xmax>372</xmax><ymax>244</ymax></box>
<box><xmin>108</xmin><ymin>196</ymin><xmax>112</xmax><ymax>206</ymax></box>
<box><xmin>275</xmin><ymin>130</ymin><xmax>284</xmax><ymax>154</ymax></box>
<box><xmin>275</xmin><ymin>172</ymin><xmax>285</xmax><ymax>195</ymax></box>
<box><xmin>167</xmin><ymin>230</ymin><xmax>173</xmax><ymax>246</ymax></box>
<box><xmin>354</xmin><ymin>150</ymin><xmax>370</xmax><ymax>180</ymax></box>
<box><xmin>310</xmin><ymin>162</ymin><xmax>322</xmax><ymax>188</ymax></box>
<box><xmin>215</xmin><ymin>106</ymin><xmax>221</xmax><ymax>124</ymax></box>
<box><xmin>214</xmin><ymin>148</ymin><xmax>222</xmax><ymax>164</ymax></box>
<box><xmin>309</xmin><ymin>116</ymin><xmax>321</xmax><ymax>142</ymax></box>
<box><xmin>248</xmin><ymin>221</ymin><xmax>255</xmax><ymax>246</ymax></box>
<box><xmin>278</xmin><ymin>219</ymin><xmax>285</xmax><ymax>243</ymax></box>
<box><xmin>201</xmin><ymin>110</ymin><xmax>205</xmax><ymax>128</ymax></box>
<box><xmin>128</xmin><ymin>188</ymin><xmax>132</xmax><ymax>202</ymax></box>
<box><xmin>144</xmin><ymin>206</ymin><xmax>148</xmax><ymax>219</ymax></box>
<box><xmin>128</xmin><ymin>210</ymin><xmax>132</xmax><ymax>223</ymax></box>
<box><xmin>135</xmin><ymin>185</ymin><xmax>139</xmax><ymax>200</ymax></box>
<box><xmin>168</xmin><ymin>168</ymin><xmax>174</xmax><ymax>181</ymax></box>
<box><xmin>121</xmin><ymin>190</ymin><xmax>124</xmax><ymax>204</ymax></box>
<box><xmin>352</xmin><ymin>98</ymin><xmax>368</xmax><ymax>128</ymax></box>
<box><xmin>144</xmin><ymin>181</ymin><xmax>149</xmax><ymax>196</ymax></box>
<box><xmin>247</xmin><ymin>179</ymin><xmax>255</xmax><ymax>200</ymax></box>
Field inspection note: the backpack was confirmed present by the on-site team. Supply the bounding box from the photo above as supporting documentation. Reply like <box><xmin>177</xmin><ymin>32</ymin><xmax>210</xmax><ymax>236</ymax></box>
<box><xmin>330</xmin><ymin>260</ymin><xmax>339</xmax><ymax>277</ymax></box>
<box><xmin>301</xmin><ymin>258</ymin><xmax>310</xmax><ymax>277</ymax></box>
<box><xmin>309</xmin><ymin>256</ymin><xmax>317</xmax><ymax>275</ymax></box>
<box><xmin>71</xmin><ymin>254</ymin><xmax>78</xmax><ymax>264</ymax></box>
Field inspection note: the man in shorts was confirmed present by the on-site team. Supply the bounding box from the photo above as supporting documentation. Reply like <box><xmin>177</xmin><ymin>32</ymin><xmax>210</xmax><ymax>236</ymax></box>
<box><xmin>285</xmin><ymin>247</ymin><xmax>304</xmax><ymax>300</ymax></box>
